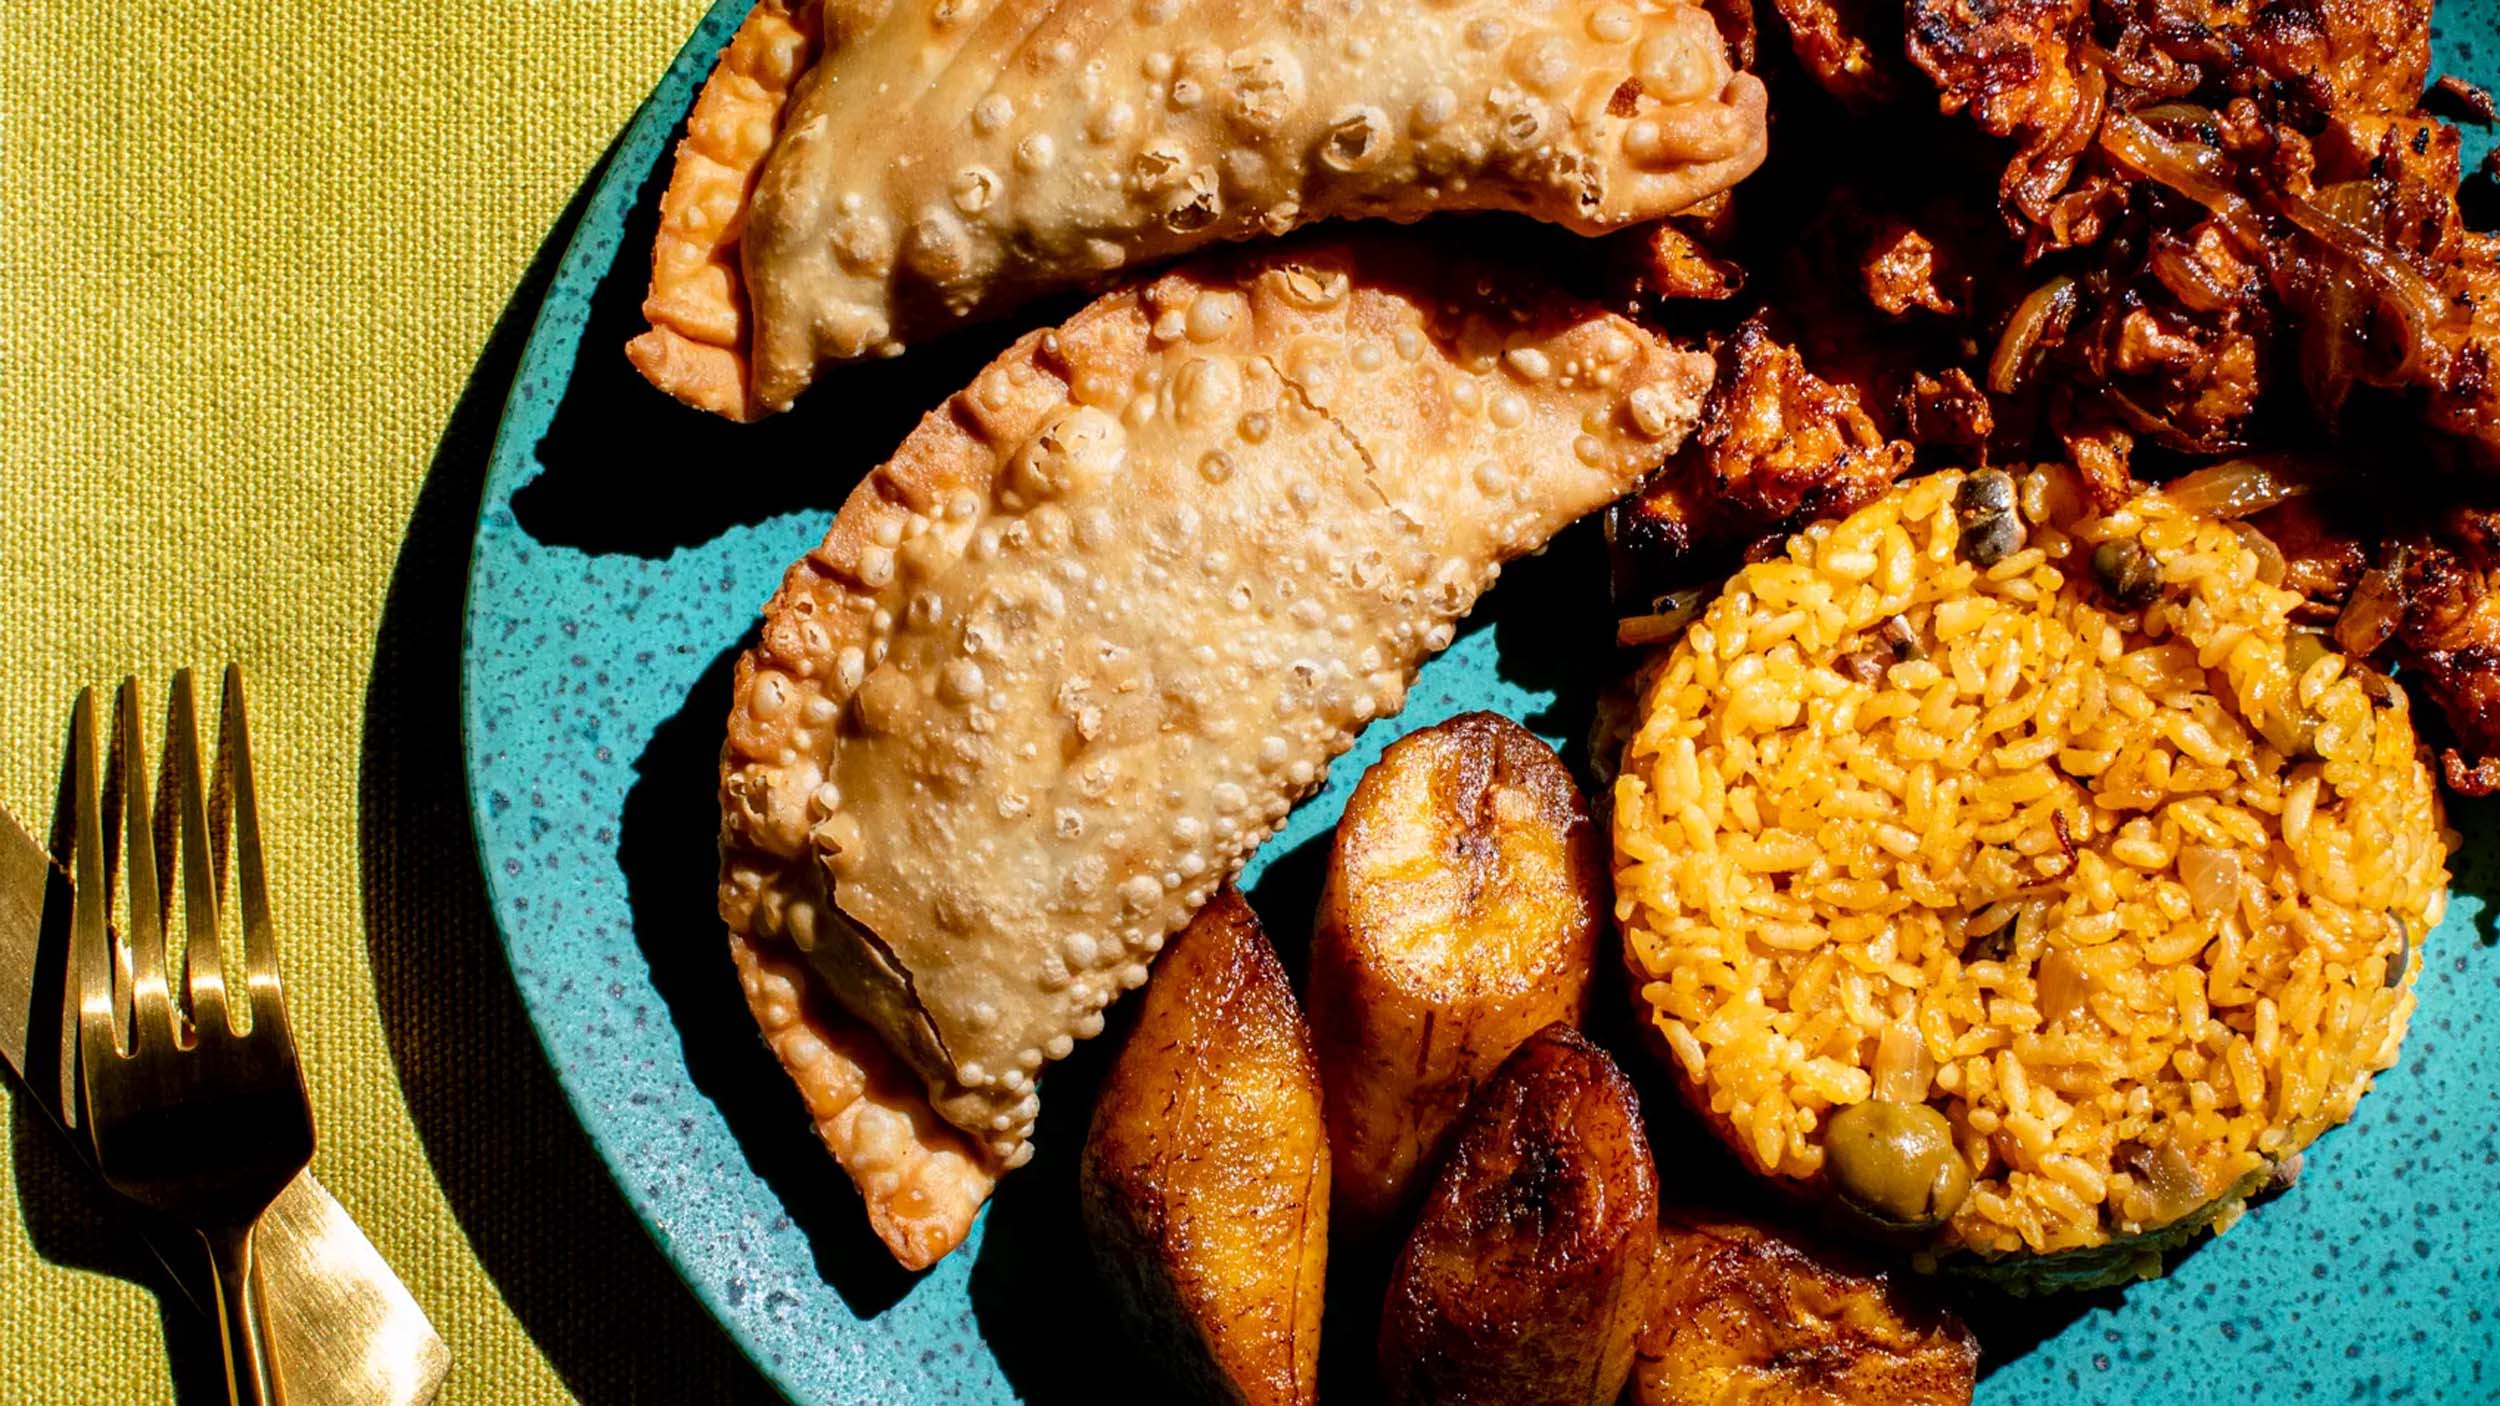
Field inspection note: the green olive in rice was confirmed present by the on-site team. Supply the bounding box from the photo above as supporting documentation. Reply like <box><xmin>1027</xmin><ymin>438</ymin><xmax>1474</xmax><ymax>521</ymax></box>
<box><xmin>1611</xmin><ymin>469</ymin><xmax>2453</xmax><ymax>1291</ymax></box>
<box><xmin>1825</xmin><ymin>1100</ymin><xmax>1971</xmax><ymax>1230</ymax></box>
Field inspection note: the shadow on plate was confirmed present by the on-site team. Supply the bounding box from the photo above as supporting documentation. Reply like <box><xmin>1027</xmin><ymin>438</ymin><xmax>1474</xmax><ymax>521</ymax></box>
<box><xmin>1241</xmin><ymin>829</ymin><xmax>1332</xmax><ymax>988</ymax></box>
<box><xmin>612</xmin><ymin>639</ymin><xmax>917</xmax><ymax>1317</ymax></box>
<box><xmin>1480</xmin><ymin>515</ymin><xmax>1622</xmax><ymax>775</ymax></box>
<box><xmin>962</xmin><ymin>1025</ymin><xmax>1166</xmax><ymax>1405</ymax></box>
<box><xmin>356</xmin><ymin>143</ymin><xmax>777</xmax><ymax>1404</ymax></box>
<box><xmin>505</xmin><ymin>118</ymin><xmax>1035</xmax><ymax>562</ymax></box>
<box><xmin>2443</xmin><ymin>792</ymin><xmax>2500</xmax><ymax>944</ymax></box>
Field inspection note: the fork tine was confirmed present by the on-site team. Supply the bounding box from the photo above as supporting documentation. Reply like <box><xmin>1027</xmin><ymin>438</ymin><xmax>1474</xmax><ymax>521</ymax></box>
<box><xmin>222</xmin><ymin>665</ymin><xmax>291</xmax><ymax>1043</ymax></box>
<box><xmin>164</xmin><ymin>670</ymin><xmax>231</xmax><ymax>1041</ymax></box>
<box><xmin>69</xmin><ymin>689</ymin><xmax>122</xmax><ymax>1087</ymax></box>
<box><xmin>95</xmin><ymin>693</ymin><xmax>124</xmax><ymax>944</ymax></box>
<box><xmin>112</xmin><ymin>680</ymin><xmax>176</xmax><ymax>1052</ymax></box>
<box><xmin>149</xmin><ymin>691</ymin><xmax>181</xmax><ymax>927</ymax></box>
<box><xmin>206</xmin><ymin>669</ymin><xmax>234</xmax><ymax>912</ymax></box>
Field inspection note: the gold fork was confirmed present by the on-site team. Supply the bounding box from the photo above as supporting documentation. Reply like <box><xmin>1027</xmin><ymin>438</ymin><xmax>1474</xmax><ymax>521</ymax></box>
<box><xmin>70</xmin><ymin>666</ymin><xmax>318</xmax><ymax>1406</ymax></box>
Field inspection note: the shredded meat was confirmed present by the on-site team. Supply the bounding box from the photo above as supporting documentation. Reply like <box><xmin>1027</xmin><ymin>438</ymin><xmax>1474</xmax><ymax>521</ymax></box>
<box><xmin>2429</xmin><ymin>74</ymin><xmax>2499</xmax><ymax>125</ymax></box>
<box><xmin>2241</xmin><ymin>0</ymin><xmax>2434</xmax><ymax>115</ymax></box>
<box><xmin>1615</xmin><ymin>0</ymin><xmax>2500</xmax><ymax>788</ymax></box>
<box><xmin>1907</xmin><ymin>0</ymin><xmax>2117</xmax><ymax>247</ymax></box>
<box><xmin>1765</xmin><ymin>188</ymin><xmax>2018</xmax><ymax>442</ymax></box>
<box><xmin>1894</xmin><ymin>0</ymin><xmax>2500</xmax><ymax>783</ymax></box>
<box><xmin>2249</xmin><ymin>496</ymin><xmax>2370</xmax><ymax>605</ymax></box>
<box><xmin>1770</xmin><ymin>0</ymin><xmax>1907</xmax><ymax>107</ymax></box>
<box><xmin>1611</xmin><ymin>321</ymin><xmax>1914</xmax><ymax>598</ymax></box>
<box><xmin>1865</xmin><ymin>218</ymin><xmax>1965</xmax><ymax>315</ymax></box>
<box><xmin>2059</xmin><ymin>418</ymin><xmax>2141</xmax><ymax>507</ymax></box>
<box><xmin>2425</xmin><ymin>232</ymin><xmax>2500</xmax><ymax>461</ymax></box>
<box><xmin>2350</xmin><ymin>504</ymin><xmax>2500</xmax><ymax>790</ymax></box>
<box><xmin>1896</xmin><ymin>0</ymin><xmax>2477</xmax><ymax>455</ymax></box>
<box><xmin>1906</xmin><ymin>367</ymin><xmax>1995</xmax><ymax>446</ymax></box>
<box><xmin>2064</xmin><ymin>222</ymin><xmax>2271</xmax><ymax>452</ymax></box>
<box><xmin>1621</xmin><ymin>201</ymin><xmax>1748</xmax><ymax>302</ymax></box>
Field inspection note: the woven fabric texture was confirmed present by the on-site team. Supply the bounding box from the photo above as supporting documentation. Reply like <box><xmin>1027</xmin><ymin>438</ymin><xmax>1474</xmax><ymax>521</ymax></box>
<box><xmin>0</xmin><ymin>5</ymin><xmax>789</xmax><ymax>1401</ymax></box>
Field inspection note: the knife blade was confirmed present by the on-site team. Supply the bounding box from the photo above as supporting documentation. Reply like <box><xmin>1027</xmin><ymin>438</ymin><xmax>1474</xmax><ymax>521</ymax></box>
<box><xmin>1</xmin><ymin>796</ymin><xmax>451</xmax><ymax>1406</ymax></box>
<box><xmin>0</xmin><ymin>796</ymin><xmax>46</xmax><ymax>1076</ymax></box>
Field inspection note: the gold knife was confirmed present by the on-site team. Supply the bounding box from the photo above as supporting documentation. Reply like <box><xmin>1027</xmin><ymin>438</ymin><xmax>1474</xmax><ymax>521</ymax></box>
<box><xmin>1</xmin><ymin>796</ymin><xmax>451</xmax><ymax>1406</ymax></box>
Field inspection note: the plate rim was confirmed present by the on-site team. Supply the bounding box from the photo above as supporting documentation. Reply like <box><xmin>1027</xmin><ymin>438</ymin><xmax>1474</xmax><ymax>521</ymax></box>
<box><xmin>452</xmin><ymin>0</ymin><xmax>799</xmax><ymax>1395</ymax></box>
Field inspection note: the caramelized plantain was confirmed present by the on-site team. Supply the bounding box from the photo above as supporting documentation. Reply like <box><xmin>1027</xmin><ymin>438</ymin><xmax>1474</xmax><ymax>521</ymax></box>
<box><xmin>1379</xmin><ymin>1024</ymin><xmax>1660</xmax><ymax>1406</ymax></box>
<box><xmin>1308</xmin><ymin>712</ymin><xmax>1606</xmax><ymax>1236</ymax></box>
<box><xmin>1080</xmin><ymin>887</ymin><xmax>1329</xmax><ymax>1406</ymax></box>
<box><xmin>1631</xmin><ymin>1217</ymin><xmax>1977</xmax><ymax>1406</ymax></box>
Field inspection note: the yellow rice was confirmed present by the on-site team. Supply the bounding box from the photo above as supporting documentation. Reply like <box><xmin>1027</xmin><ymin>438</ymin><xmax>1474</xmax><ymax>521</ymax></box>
<box><xmin>1611</xmin><ymin>468</ymin><xmax>2454</xmax><ymax>1284</ymax></box>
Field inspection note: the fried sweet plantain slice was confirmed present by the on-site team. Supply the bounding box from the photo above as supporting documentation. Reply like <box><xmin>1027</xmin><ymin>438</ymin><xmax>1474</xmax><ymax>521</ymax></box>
<box><xmin>1081</xmin><ymin>886</ymin><xmax>1329</xmax><ymax>1406</ymax></box>
<box><xmin>1379</xmin><ymin>1024</ymin><xmax>1660</xmax><ymax>1406</ymax></box>
<box><xmin>717</xmin><ymin>232</ymin><xmax>1712</xmax><ymax>1262</ymax></box>
<box><xmin>1631</xmin><ymin>1216</ymin><xmax>1978</xmax><ymax>1405</ymax></box>
<box><xmin>1307</xmin><ymin>712</ymin><xmax>1607</xmax><ymax>1236</ymax></box>
<box><xmin>635</xmin><ymin>0</ymin><xmax>1768</xmax><ymax>417</ymax></box>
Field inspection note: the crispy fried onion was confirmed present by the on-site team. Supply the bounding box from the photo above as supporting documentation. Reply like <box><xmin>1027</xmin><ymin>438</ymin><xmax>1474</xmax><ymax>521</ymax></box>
<box><xmin>1618</xmin><ymin>587</ymin><xmax>1711</xmax><ymax>648</ymax></box>
<box><xmin>2010</xmin><ymin>65</ymin><xmax>2110</xmax><ymax>225</ymax></box>
<box><xmin>1989</xmin><ymin>275</ymin><xmax>2081</xmax><ymax>393</ymax></box>
<box><xmin>2096</xmin><ymin>113</ymin><xmax>2454</xmax><ymax>409</ymax></box>
<box><xmin>2275</xmin><ymin>182</ymin><xmax>2452</xmax><ymax>391</ymax></box>
<box><xmin>2153</xmin><ymin>454</ymin><xmax>2325</xmax><ymax>519</ymax></box>
<box><xmin>2147</xmin><ymin>236</ymin><xmax>2242</xmax><ymax>314</ymax></box>
<box><xmin>2094</xmin><ymin>112</ymin><xmax>2267</xmax><ymax>250</ymax></box>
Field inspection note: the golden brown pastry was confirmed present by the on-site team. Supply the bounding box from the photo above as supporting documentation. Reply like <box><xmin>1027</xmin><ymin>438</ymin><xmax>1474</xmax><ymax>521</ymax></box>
<box><xmin>724</xmin><ymin>927</ymin><xmax>994</xmax><ymax>1270</ymax></box>
<box><xmin>629</xmin><ymin>0</ymin><xmax>823</xmax><ymax>420</ymax></box>
<box><xmin>634</xmin><ymin>0</ymin><xmax>1767</xmax><ymax>417</ymax></box>
<box><xmin>717</xmin><ymin>232</ymin><xmax>1712</xmax><ymax>1265</ymax></box>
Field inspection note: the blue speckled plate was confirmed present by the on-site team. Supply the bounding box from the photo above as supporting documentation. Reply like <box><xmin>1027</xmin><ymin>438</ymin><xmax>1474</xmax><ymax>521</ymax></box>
<box><xmin>461</xmin><ymin>6</ymin><xmax>2500</xmax><ymax>1401</ymax></box>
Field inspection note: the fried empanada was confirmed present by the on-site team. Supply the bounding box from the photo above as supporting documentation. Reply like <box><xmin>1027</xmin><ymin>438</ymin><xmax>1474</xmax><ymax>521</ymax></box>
<box><xmin>725</xmin><ymin>927</ymin><xmax>997</xmax><ymax>1269</ymax></box>
<box><xmin>718</xmin><ymin>232</ymin><xmax>1711</xmax><ymax>1264</ymax></box>
<box><xmin>633</xmin><ymin>0</ymin><xmax>1767</xmax><ymax>418</ymax></box>
<box><xmin>626</xmin><ymin>0</ymin><xmax>823</xmax><ymax>420</ymax></box>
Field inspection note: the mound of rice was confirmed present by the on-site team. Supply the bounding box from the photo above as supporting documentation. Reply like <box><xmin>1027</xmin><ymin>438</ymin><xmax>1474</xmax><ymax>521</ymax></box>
<box><xmin>1611</xmin><ymin>468</ymin><xmax>2453</xmax><ymax>1288</ymax></box>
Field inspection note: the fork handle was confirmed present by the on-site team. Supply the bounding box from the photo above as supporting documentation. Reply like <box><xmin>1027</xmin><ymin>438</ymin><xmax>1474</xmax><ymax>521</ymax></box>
<box><xmin>203</xmin><ymin>1221</ymin><xmax>284</xmax><ymax>1406</ymax></box>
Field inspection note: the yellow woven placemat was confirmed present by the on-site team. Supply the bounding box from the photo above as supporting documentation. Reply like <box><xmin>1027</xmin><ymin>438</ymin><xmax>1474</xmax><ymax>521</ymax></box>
<box><xmin>0</xmin><ymin>5</ymin><xmax>789</xmax><ymax>1401</ymax></box>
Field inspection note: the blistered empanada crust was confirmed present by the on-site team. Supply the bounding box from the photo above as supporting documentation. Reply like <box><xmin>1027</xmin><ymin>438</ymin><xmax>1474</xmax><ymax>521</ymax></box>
<box><xmin>727</xmin><ymin>927</ymin><xmax>997</xmax><ymax>1268</ymax></box>
<box><xmin>637</xmin><ymin>0</ymin><xmax>1766</xmax><ymax>417</ymax></box>
<box><xmin>628</xmin><ymin>1</ymin><xmax>822</xmax><ymax>420</ymax></box>
<box><xmin>718</xmin><ymin>232</ymin><xmax>1711</xmax><ymax>1194</ymax></box>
